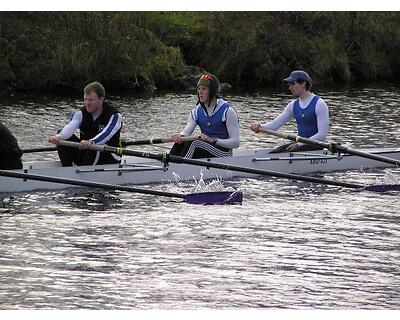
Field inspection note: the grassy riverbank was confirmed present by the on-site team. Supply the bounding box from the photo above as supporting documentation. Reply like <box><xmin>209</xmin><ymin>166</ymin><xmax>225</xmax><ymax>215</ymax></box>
<box><xmin>1</xmin><ymin>12</ymin><xmax>400</xmax><ymax>95</ymax></box>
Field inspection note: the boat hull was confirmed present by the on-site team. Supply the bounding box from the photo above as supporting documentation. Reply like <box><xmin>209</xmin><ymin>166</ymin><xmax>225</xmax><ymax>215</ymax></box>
<box><xmin>1</xmin><ymin>147</ymin><xmax>400</xmax><ymax>193</ymax></box>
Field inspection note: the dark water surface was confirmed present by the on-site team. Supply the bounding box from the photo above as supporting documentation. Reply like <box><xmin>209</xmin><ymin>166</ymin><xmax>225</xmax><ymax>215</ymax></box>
<box><xmin>0</xmin><ymin>86</ymin><xmax>399</xmax><ymax>309</ymax></box>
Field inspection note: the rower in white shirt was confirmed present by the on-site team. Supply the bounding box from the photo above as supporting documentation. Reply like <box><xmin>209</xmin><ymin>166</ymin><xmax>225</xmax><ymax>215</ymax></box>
<box><xmin>251</xmin><ymin>70</ymin><xmax>329</xmax><ymax>153</ymax></box>
<box><xmin>170</xmin><ymin>72</ymin><xmax>239</xmax><ymax>159</ymax></box>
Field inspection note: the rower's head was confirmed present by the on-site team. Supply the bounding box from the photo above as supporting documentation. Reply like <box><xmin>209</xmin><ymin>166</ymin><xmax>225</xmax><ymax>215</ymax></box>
<box><xmin>197</xmin><ymin>73</ymin><xmax>220</xmax><ymax>106</ymax></box>
<box><xmin>283</xmin><ymin>70</ymin><xmax>312</xmax><ymax>96</ymax></box>
<box><xmin>84</xmin><ymin>81</ymin><xmax>105</xmax><ymax>114</ymax></box>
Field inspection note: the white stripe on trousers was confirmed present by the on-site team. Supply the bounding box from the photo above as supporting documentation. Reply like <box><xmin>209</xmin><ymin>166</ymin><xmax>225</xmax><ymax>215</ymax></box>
<box><xmin>91</xmin><ymin>150</ymin><xmax>121</xmax><ymax>165</ymax></box>
<box><xmin>184</xmin><ymin>140</ymin><xmax>232</xmax><ymax>159</ymax></box>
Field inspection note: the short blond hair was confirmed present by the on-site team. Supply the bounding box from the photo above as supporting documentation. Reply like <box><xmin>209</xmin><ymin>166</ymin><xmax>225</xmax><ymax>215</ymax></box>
<box><xmin>84</xmin><ymin>81</ymin><xmax>105</xmax><ymax>98</ymax></box>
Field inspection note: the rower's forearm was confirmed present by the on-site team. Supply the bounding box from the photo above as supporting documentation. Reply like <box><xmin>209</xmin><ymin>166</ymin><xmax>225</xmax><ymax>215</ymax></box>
<box><xmin>261</xmin><ymin>113</ymin><xmax>292</xmax><ymax>131</ymax></box>
<box><xmin>216</xmin><ymin>137</ymin><xmax>239</xmax><ymax>149</ymax></box>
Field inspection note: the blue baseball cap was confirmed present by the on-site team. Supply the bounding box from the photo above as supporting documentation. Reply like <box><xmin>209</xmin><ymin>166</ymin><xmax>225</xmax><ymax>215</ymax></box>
<box><xmin>283</xmin><ymin>70</ymin><xmax>311</xmax><ymax>83</ymax></box>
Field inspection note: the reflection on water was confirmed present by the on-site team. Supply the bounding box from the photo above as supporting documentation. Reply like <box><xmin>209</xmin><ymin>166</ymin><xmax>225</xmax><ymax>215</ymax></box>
<box><xmin>1</xmin><ymin>86</ymin><xmax>400</xmax><ymax>309</ymax></box>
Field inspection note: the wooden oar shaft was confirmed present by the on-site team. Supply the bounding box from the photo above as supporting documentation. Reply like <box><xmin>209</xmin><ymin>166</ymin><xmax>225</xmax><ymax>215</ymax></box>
<box><xmin>259</xmin><ymin>128</ymin><xmax>400</xmax><ymax>166</ymax></box>
<box><xmin>22</xmin><ymin>136</ymin><xmax>200</xmax><ymax>154</ymax></box>
<box><xmin>124</xmin><ymin>135</ymin><xmax>200</xmax><ymax>146</ymax></box>
<box><xmin>0</xmin><ymin>169</ymin><xmax>186</xmax><ymax>199</ymax></box>
<box><xmin>57</xmin><ymin>141</ymin><xmax>364</xmax><ymax>189</ymax></box>
<box><xmin>22</xmin><ymin>146</ymin><xmax>57</xmax><ymax>153</ymax></box>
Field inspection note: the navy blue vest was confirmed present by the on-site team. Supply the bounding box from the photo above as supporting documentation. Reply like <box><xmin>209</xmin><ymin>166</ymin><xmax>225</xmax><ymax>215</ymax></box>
<box><xmin>79</xmin><ymin>101</ymin><xmax>121</xmax><ymax>147</ymax></box>
<box><xmin>196</xmin><ymin>103</ymin><xmax>230</xmax><ymax>139</ymax></box>
<box><xmin>293</xmin><ymin>95</ymin><xmax>319</xmax><ymax>138</ymax></box>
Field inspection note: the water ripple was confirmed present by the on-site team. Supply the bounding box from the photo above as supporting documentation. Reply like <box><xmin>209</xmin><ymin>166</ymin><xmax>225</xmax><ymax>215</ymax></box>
<box><xmin>1</xmin><ymin>87</ymin><xmax>400</xmax><ymax>309</ymax></box>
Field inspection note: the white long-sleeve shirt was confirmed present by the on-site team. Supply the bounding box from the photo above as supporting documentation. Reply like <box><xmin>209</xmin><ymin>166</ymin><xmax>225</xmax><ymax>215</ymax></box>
<box><xmin>180</xmin><ymin>99</ymin><xmax>240</xmax><ymax>149</ymax></box>
<box><xmin>57</xmin><ymin>110</ymin><xmax>123</xmax><ymax>144</ymax></box>
<box><xmin>261</xmin><ymin>94</ymin><xmax>329</xmax><ymax>145</ymax></box>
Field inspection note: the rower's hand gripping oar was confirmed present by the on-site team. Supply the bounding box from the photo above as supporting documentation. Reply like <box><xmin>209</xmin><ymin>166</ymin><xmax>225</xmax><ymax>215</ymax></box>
<box><xmin>0</xmin><ymin>170</ymin><xmax>242</xmax><ymax>205</ymax></box>
<box><xmin>22</xmin><ymin>135</ymin><xmax>200</xmax><ymax>154</ymax></box>
<box><xmin>258</xmin><ymin>128</ymin><xmax>400</xmax><ymax>167</ymax></box>
<box><xmin>57</xmin><ymin>140</ymin><xmax>398</xmax><ymax>192</ymax></box>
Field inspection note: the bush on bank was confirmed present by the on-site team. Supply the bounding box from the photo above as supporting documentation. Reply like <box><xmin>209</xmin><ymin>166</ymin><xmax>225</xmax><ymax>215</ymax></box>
<box><xmin>1</xmin><ymin>12</ymin><xmax>400</xmax><ymax>95</ymax></box>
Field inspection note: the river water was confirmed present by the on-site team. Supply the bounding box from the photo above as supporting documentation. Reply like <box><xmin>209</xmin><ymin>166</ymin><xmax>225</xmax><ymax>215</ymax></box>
<box><xmin>0</xmin><ymin>86</ymin><xmax>399</xmax><ymax>309</ymax></box>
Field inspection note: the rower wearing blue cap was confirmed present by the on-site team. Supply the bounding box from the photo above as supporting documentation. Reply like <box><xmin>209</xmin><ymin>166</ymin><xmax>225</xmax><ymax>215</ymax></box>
<box><xmin>250</xmin><ymin>70</ymin><xmax>329</xmax><ymax>153</ymax></box>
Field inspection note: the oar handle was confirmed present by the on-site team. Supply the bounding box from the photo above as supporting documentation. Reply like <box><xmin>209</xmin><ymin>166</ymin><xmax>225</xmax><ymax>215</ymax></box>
<box><xmin>58</xmin><ymin>137</ymin><xmax>200</xmax><ymax>152</ymax></box>
<box><xmin>23</xmin><ymin>136</ymin><xmax>200</xmax><ymax>154</ymax></box>
<box><xmin>258</xmin><ymin>128</ymin><xmax>328</xmax><ymax>148</ymax></box>
<box><xmin>258</xmin><ymin>127</ymin><xmax>297</xmax><ymax>141</ymax></box>
<box><xmin>123</xmin><ymin>135</ymin><xmax>200</xmax><ymax>146</ymax></box>
<box><xmin>57</xmin><ymin>140</ymin><xmax>105</xmax><ymax>152</ymax></box>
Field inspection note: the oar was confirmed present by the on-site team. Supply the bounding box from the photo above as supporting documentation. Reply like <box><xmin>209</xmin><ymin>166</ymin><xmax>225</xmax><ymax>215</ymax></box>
<box><xmin>122</xmin><ymin>135</ymin><xmax>200</xmax><ymax>146</ymax></box>
<box><xmin>57</xmin><ymin>141</ymin><xmax>399</xmax><ymax>192</ymax></box>
<box><xmin>258</xmin><ymin>128</ymin><xmax>400</xmax><ymax>167</ymax></box>
<box><xmin>22</xmin><ymin>146</ymin><xmax>57</xmax><ymax>153</ymax></box>
<box><xmin>21</xmin><ymin>135</ymin><xmax>200</xmax><ymax>153</ymax></box>
<box><xmin>0</xmin><ymin>170</ymin><xmax>242</xmax><ymax>205</ymax></box>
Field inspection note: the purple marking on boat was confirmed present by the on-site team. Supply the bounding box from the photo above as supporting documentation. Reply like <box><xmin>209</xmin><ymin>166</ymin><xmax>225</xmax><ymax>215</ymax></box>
<box><xmin>185</xmin><ymin>191</ymin><xmax>243</xmax><ymax>205</ymax></box>
<box><xmin>364</xmin><ymin>184</ymin><xmax>400</xmax><ymax>192</ymax></box>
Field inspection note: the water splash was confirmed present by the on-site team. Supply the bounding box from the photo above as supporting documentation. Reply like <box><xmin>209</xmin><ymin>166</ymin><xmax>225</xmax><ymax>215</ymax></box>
<box><xmin>192</xmin><ymin>171</ymin><xmax>236</xmax><ymax>193</ymax></box>
<box><xmin>171</xmin><ymin>172</ymin><xmax>181</xmax><ymax>183</ymax></box>
<box><xmin>375</xmin><ymin>169</ymin><xmax>400</xmax><ymax>185</ymax></box>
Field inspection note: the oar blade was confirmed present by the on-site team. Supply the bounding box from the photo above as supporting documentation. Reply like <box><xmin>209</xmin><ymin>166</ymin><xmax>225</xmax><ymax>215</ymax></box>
<box><xmin>364</xmin><ymin>184</ymin><xmax>400</xmax><ymax>192</ymax></box>
<box><xmin>185</xmin><ymin>191</ymin><xmax>243</xmax><ymax>205</ymax></box>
